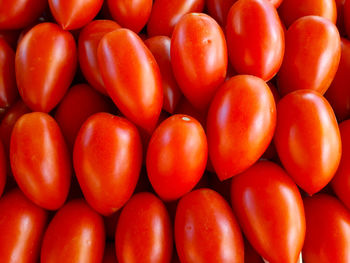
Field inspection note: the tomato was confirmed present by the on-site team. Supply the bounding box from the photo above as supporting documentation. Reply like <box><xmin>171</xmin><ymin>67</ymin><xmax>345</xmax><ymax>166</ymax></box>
<box><xmin>78</xmin><ymin>20</ymin><xmax>121</xmax><ymax>95</ymax></box>
<box><xmin>103</xmin><ymin>242</ymin><xmax>117</xmax><ymax>263</ymax></box>
<box><xmin>171</xmin><ymin>13</ymin><xmax>227</xmax><ymax>110</ymax></box>
<box><xmin>174</xmin><ymin>96</ymin><xmax>207</xmax><ymax>128</ymax></box>
<box><xmin>303</xmin><ymin>194</ymin><xmax>350</xmax><ymax>263</ymax></box>
<box><xmin>207</xmin><ymin>75</ymin><xmax>276</xmax><ymax>181</ymax></box>
<box><xmin>98</xmin><ymin>28</ymin><xmax>163</xmax><ymax>133</ymax></box>
<box><xmin>15</xmin><ymin>23</ymin><xmax>77</xmax><ymax>112</ymax></box>
<box><xmin>244</xmin><ymin>239</ymin><xmax>264</xmax><ymax>263</ymax></box>
<box><xmin>116</xmin><ymin>192</ymin><xmax>173</xmax><ymax>263</ymax></box>
<box><xmin>147</xmin><ymin>0</ymin><xmax>205</xmax><ymax>37</ymax></box>
<box><xmin>41</xmin><ymin>199</ymin><xmax>105</xmax><ymax>263</ymax></box>
<box><xmin>336</xmin><ymin>0</ymin><xmax>346</xmax><ymax>36</ymax></box>
<box><xmin>145</xmin><ymin>36</ymin><xmax>181</xmax><ymax>114</ymax></box>
<box><xmin>226</xmin><ymin>0</ymin><xmax>284</xmax><ymax>81</ymax></box>
<box><xmin>274</xmin><ymin>90</ymin><xmax>341</xmax><ymax>195</ymax></box>
<box><xmin>0</xmin><ymin>140</ymin><xmax>6</xmax><ymax>197</ymax></box>
<box><xmin>48</xmin><ymin>0</ymin><xmax>103</xmax><ymax>30</ymax></box>
<box><xmin>10</xmin><ymin>112</ymin><xmax>71</xmax><ymax>210</ymax></box>
<box><xmin>232</xmin><ymin>161</ymin><xmax>305</xmax><ymax>263</ymax></box>
<box><xmin>175</xmin><ymin>188</ymin><xmax>244</xmax><ymax>263</ymax></box>
<box><xmin>146</xmin><ymin>114</ymin><xmax>207</xmax><ymax>201</ymax></box>
<box><xmin>0</xmin><ymin>0</ymin><xmax>47</xmax><ymax>30</ymax></box>
<box><xmin>0</xmin><ymin>188</ymin><xmax>48</xmax><ymax>263</ymax></box>
<box><xmin>206</xmin><ymin>0</ymin><xmax>237</xmax><ymax>26</ymax></box>
<box><xmin>74</xmin><ymin>112</ymin><xmax>142</xmax><ymax>215</ymax></box>
<box><xmin>277</xmin><ymin>16</ymin><xmax>341</xmax><ymax>96</ymax></box>
<box><xmin>107</xmin><ymin>0</ymin><xmax>152</xmax><ymax>33</ymax></box>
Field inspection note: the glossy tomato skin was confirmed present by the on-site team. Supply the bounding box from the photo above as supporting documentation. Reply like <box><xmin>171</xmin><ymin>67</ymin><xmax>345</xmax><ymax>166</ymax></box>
<box><xmin>145</xmin><ymin>36</ymin><xmax>181</xmax><ymax>114</ymax></box>
<box><xmin>16</xmin><ymin>23</ymin><xmax>77</xmax><ymax>112</ymax></box>
<box><xmin>207</xmin><ymin>75</ymin><xmax>276</xmax><ymax>181</ymax></box>
<box><xmin>147</xmin><ymin>0</ymin><xmax>205</xmax><ymax>37</ymax></box>
<box><xmin>226</xmin><ymin>0</ymin><xmax>285</xmax><ymax>81</ymax></box>
<box><xmin>10</xmin><ymin>112</ymin><xmax>71</xmax><ymax>210</ymax></box>
<box><xmin>78</xmin><ymin>20</ymin><xmax>121</xmax><ymax>95</ymax></box>
<box><xmin>171</xmin><ymin>13</ymin><xmax>227</xmax><ymax>110</ymax></box>
<box><xmin>303</xmin><ymin>194</ymin><xmax>350</xmax><ymax>263</ymax></box>
<box><xmin>231</xmin><ymin>161</ymin><xmax>305</xmax><ymax>263</ymax></box>
<box><xmin>98</xmin><ymin>28</ymin><xmax>163</xmax><ymax>133</ymax></box>
<box><xmin>274</xmin><ymin>90</ymin><xmax>341</xmax><ymax>195</ymax></box>
<box><xmin>146</xmin><ymin>114</ymin><xmax>207</xmax><ymax>201</ymax></box>
<box><xmin>175</xmin><ymin>188</ymin><xmax>244</xmax><ymax>263</ymax></box>
<box><xmin>116</xmin><ymin>192</ymin><xmax>173</xmax><ymax>263</ymax></box>
<box><xmin>74</xmin><ymin>112</ymin><xmax>142</xmax><ymax>215</ymax></box>
<box><xmin>277</xmin><ymin>16</ymin><xmax>341</xmax><ymax>96</ymax></box>
<box><xmin>0</xmin><ymin>140</ymin><xmax>6</xmax><ymax>197</ymax></box>
<box><xmin>0</xmin><ymin>188</ymin><xmax>48</xmax><ymax>263</ymax></box>
<box><xmin>41</xmin><ymin>199</ymin><xmax>105</xmax><ymax>263</ymax></box>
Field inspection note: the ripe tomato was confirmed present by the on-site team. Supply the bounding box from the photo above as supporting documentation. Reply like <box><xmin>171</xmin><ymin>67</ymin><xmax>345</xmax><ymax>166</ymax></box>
<box><xmin>78</xmin><ymin>20</ymin><xmax>121</xmax><ymax>95</ymax></box>
<box><xmin>174</xmin><ymin>96</ymin><xmax>207</xmax><ymax>128</ymax></box>
<box><xmin>0</xmin><ymin>140</ymin><xmax>6</xmax><ymax>197</ymax></box>
<box><xmin>277</xmin><ymin>16</ymin><xmax>341</xmax><ymax>96</ymax></box>
<box><xmin>15</xmin><ymin>23</ymin><xmax>77</xmax><ymax>112</ymax></box>
<box><xmin>171</xmin><ymin>13</ymin><xmax>227</xmax><ymax>110</ymax></box>
<box><xmin>303</xmin><ymin>194</ymin><xmax>350</xmax><ymax>263</ymax></box>
<box><xmin>10</xmin><ymin>112</ymin><xmax>71</xmax><ymax>210</ymax></box>
<box><xmin>0</xmin><ymin>188</ymin><xmax>48</xmax><ymax>263</ymax></box>
<box><xmin>74</xmin><ymin>112</ymin><xmax>142</xmax><ymax>215</ymax></box>
<box><xmin>41</xmin><ymin>199</ymin><xmax>105</xmax><ymax>263</ymax></box>
<box><xmin>207</xmin><ymin>75</ymin><xmax>276</xmax><ymax>181</ymax></box>
<box><xmin>116</xmin><ymin>192</ymin><xmax>173</xmax><ymax>263</ymax></box>
<box><xmin>226</xmin><ymin>0</ymin><xmax>285</xmax><ymax>81</ymax></box>
<box><xmin>98</xmin><ymin>28</ymin><xmax>163</xmax><ymax>133</ymax></box>
<box><xmin>146</xmin><ymin>114</ymin><xmax>207</xmax><ymax>201</ymax></box>
<box><xmin>274</xmin><ymin>90</ymin><xmax>341</xmax><ymax>195</ymax></box>
<box><xmin>206</xmin><ymin>0</ymin><xmax>237</xmax><ymax>26</ymax></box>
<box><xmin>231</xmin><ymin>161</ymin><xmax>305</xmax><ymax>263</ymax></box>
<box><xmin>175</xmin><ymin>188</ymin><xmax>244</xmax><ymax>263</ymax></box>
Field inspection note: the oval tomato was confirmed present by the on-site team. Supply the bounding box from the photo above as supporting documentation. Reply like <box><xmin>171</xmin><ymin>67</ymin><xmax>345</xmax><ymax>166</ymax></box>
<box><xmin>0</xmin><ymin>140</ymin><xmax>6</xmax><ymax>197</ymax></box>
<box><xmin>15</xmin><ymin>22</ymin><xmax>77</xmax><ymax>112</ymax></box>
<box><xmin>10</xmin><ymin>112</ymin><xmax>71</xmax><ymax>210</ymax></box>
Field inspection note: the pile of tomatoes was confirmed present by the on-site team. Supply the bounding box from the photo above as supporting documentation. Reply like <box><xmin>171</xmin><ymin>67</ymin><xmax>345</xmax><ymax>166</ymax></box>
<box><xmin>1</xmin><ymin>0</ymin><xmax>350</xmax><ymax>262</ymax></box>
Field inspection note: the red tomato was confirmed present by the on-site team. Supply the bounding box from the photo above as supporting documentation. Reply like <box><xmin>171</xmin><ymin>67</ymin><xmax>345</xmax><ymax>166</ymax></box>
<box><xmin>244</xmin><ymin>239</ymin><xmax>264</xmax><ymax>263</ymax></box>
<box><xmin>147</xmin><ymin>0</ymin><xmax>205</xmax><ymax>37</ymax></box>
<box><xmin>207</xmin><ymin>75</ymin><xmax>276</xmax><ymax>181</ymax></box>
<box><xmin>0</xmin><ymin>140</ymin><xmax>6</xmax><ymax>197</ymax></box>
<box><xmin>49</xmin><ymin>0</ymin><xmax>103</xmax><ymax>30</ymax></box>
<box><xmin>145</xmin><ymin>36</ymin><xmax>181</xmax><ymax>114</ymax></box>
<box><xmin>98</xmin><ymin>28</ymin><xmax>163</xmax><ymax>133</ymax></box>
<box><xmin>0</xmin><ymin>188</ymin><xmax>48</xmax><ymax>263</ymax></box>
<box><xmin>116</xmin><ymin>192</ymin><xmax>173</xmax><ymax>263</ymax></box>
<box><xmin>206</xmin><ymin>0</ymin><xmax>237</xmax><ymax>26</ymax></box>
<box><xmin>171</xmin><ymin>13</ymin><xmax>227</xmax><ymax>110</ymax></box>
<box><xmin>277</xmin><ymin>16</ymin><xmax>341</xmax><ymax>96</ymax></box>
<box><xmin>74</xmin><ymin>112</ymin><xmax>142</xmax><ymax>215</ymax></box>
<box><xmin>274</xmin><ymin>90</ymin><xmax>341</xmax><ymax>195</ymax></box>
<box><xmin>226</xmin><ymin>0</ymin><xmax>284</xmax><ymax>81</ymax></box>
<box><xmin>231</xmin><ymin>161</ymin><xmax>305</xmax><ymax>263</ymax></box>
<box><xmin>303</xmin><ymin>194</ymin><xmax>350</xmax><ymax>263</ymax></box>
<box><xmin>174</xmin><ymin>96</ymin><xmax>207</xmax><ymax>128</ymax></box>
<box><xmin>41</xmin><ymin>199</ymin><xmax>105</xmax><ymax>263</ymax></box>
<box><xmin>107</xmin><ymin>0</ymin><xmax>152</xmax><ymax>33</ymax></box>
<box><xmin>103</xmin><ymin>242</ymin><xmax>118</xmax><ymax>263</ymax></box>
<box><xmin>15</xmin><ymin>23</ymin><xmax>77</xmax><ymax>112</ymax></box>
<box><xmin>146</xmin><ymin>114</ymin><xmax>207</xmax><ymax>201</ymax></box>
<box><xmin>10</xmin><ymin>112</ymin><xmax>71</xmax><ymax>210</ymax></box>
<box><xmin>175</xmin><ymin>188</ymin><xmax>244</xmax><ymax>263</ymax></box>
<box><xmin>78</xmin><ymin>20</ymin><xmax>121</xmax><ymax>95</ymax></box>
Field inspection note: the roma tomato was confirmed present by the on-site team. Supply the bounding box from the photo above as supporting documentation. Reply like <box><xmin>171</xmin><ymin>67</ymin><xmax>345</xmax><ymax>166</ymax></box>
<box><xmin>303</xmin><ymin>194</ymin><xmax>350</xmax><ymax>263</ymax></box>
<box><xmin>74</xmin><ymin>113</ymin><xmax>142</xmax><ymax>215</ymax></box>
<box><xmin>16</xmin><ymin>23</ymin><xmax>77</xmax><ymax>112</ymax></box>
<box><xmin>0</xmin><ymin>188</ymin><xmax>48</xmax><ymax>263</ymax></box>
<box><xmin>207</xmin><ymin>75</ymin><xmax>276</xmax><ymax>181</ymax></box>
<box><xmin>78</xmin><ymin>20</ymin><xmax>121</xmax><ymax>95</ymax></box>
<box><xmin>206</xmin><ymin>0</ymin><xmax>237</xmax><ymax>26</ymax></box>
<box><xmin>277</xmin><ymin>16</ymin><xmax>341</xmax><ymax>96</ymax></box>
<box><xmin>145</xmin><ymin>36</ymin><xmax>181</xmax><ymax>114</ymax></box>
<box><xmin>10</xmin><ymin>112</ymin><xmax>71</xmax><ymax>210</ymax></box>
<box><xmin>98</xmin><ymin>28</ymin><xmax>163</xmax><ymax>133</ymax></box>
<box><xmin>226</xmin><ymin>0</ymin><xmax>284</xmax><ymax>81</ymax></box>
<box><xmin>146</xmin><ymin>114</ymin><xmax>207</xmax><ymax>201</ymax></box>
<box><xmin>116</xmin><ymin>192</ymin><xmax>173</xmax><ymax>263</ymax></box>
<box><xmin>274</xmin><ymin>90</ymin><xmax>341</xmax><ymax>195</ymax></box>
<box><xmin>0</xmin><ymin>140</ymin><xmax>6</xmax><ymax>197</ymax></box>
<box><xmin>175</xmin><ymin>188</ymin><xmax>244</xmax><ymax>263</ymax></box>
<box><xmin>231</xmin><ymin>161</ymin><xmax>305</xmax><ymax>263</ymax></box>
<box><xmin>171</xmin><ymin>13</ymin><xmax>227</xmax><ymax>110</ymax></box>
<box><xmin>41</xmin><ymin>199</ymin><xmax>105</xmax><ymax>263</ymax></box>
